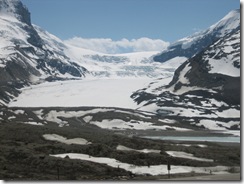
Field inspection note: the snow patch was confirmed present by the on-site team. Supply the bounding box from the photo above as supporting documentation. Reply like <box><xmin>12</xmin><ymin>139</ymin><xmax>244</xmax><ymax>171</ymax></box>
<box><xmin>116</xmin><ymin>145</ymin><xmax>161</xmax><ymax>154</ymax></box>
<box><xmin>33</xmin><ymin>109</ymin><xmax>44</xmax><ymax>120</ymax></box>
<box><xmin>22</xmin><ymin>122</ymin><xmax>44</xmax><ymax>126</ymax></box>
<box><xmin>83</xmin><ymin>116</ymin><xmax>93</xmax><ymax>123</ymax></box>
<box><xmin>208</xmin><ymin>58</ymin><xmax>240</xmax><ymax>77</ymax></box>
<box><xmin>166</xmin><ymin>151</ymin><xmax>213</xmax><ymax>162</ymax></box>
<box><xmin>8</xmin><ymin>116</ymin><xmax>15</xmax><ymax>120</ymax></box>
<box><xmin>43</xmin><ymin>134</ymin><xmax>91</xmax><ymax>145</ymax></box>
<box><xmin>173</xmin><ymin>144</ymin><xmax>208</xmax><ymax>148</ymax></box>
<box><xmin>14</xmin><ymin>110</ymin><xmax>25</xmax><ymax>115</ymax></box>
<box><xmin>197</xmin><ymin>119</ymin><xmax>240</xmax><ymax>131</ymax></box>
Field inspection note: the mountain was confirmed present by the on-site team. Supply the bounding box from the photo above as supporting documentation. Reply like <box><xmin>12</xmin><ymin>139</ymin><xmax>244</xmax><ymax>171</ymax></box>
<box><xmin>132</xmin><ymin>24</ymin><xmax>240</xmax><ymax>131</ymax></box>
<box><xmin>34</xmin><ymin>25</ymin><xmax>172</xmax><ymax>79</ymax></box>
<box><xmin>0</xmin><ymin>0</ymin><xmax>31</xmax><ymax>26</ymax></box>
<box><xmin>0</xmin><ymin>0</ymin><xmax>240</xmax><ymax>131</ymax></box>
<box><xmin>0</xmin><ymin>0</ymin><xmax>89</xmax><ymax>105</ymax></box>
<box><xmin>0</xmin><ymin>0</ymin><xmax>168</xmax><ymax>106</ymax></box>
<box><xmin>167</xmin><ymin>29</ymin><xmax>240</xmax><ymax>104</ymax></box>
<box><xmin>153</xmin><ymin>9</ymin><xmax>240</xmax><ymax>63</ymax></box>
<box><xmin>0</xmin><ymin>0</ymin><xmax>174</xmax><ymax>106</ymax></box>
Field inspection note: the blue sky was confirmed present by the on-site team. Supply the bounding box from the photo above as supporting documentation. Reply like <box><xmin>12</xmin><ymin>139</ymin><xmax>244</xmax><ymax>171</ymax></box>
<box><xmin>21</xmin><ymin>0</ymin><xmax>239</xmax><ymax>42</ymax></box>
<box><xmin>21</xmin><ymin>0</ymin><xmax>239</xmax><ymax>53</ymax></box>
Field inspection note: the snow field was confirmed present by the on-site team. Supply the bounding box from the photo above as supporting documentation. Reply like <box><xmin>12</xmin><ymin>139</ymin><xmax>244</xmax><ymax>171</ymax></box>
<box><xmin>208</xmin><ymin>58</ymin><xmax>240</xmax><ymax>77</ymax></box>
<box><xmin>90</xmin><ymin>119</ymin><xmax>190</xmax><ymax>131</ymax></box>
<box><xmin>7</xmin><ymin>105</ymin><xmax>241</xmax><ymax>136</ymax></box>
<box><xmin>33</xmin><ymin>108</ymin><xmax>190</xmax><ymax>131</ymax></box>
<box><xmin>51</xmin><ymin>153</ymin><xmax>230</xmax><ymax>176</ymax></box>
<box><xmin>139</xmin><ymin>104</ymin><xmax>240</xmax><ymax>134</ymax></box>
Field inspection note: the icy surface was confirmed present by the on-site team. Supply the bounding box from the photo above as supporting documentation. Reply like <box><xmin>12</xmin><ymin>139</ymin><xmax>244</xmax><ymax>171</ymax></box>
<box><xmin>9</xmin><ymin>78</ymin><xmax>152</xmax><ymax>109</ymax></box>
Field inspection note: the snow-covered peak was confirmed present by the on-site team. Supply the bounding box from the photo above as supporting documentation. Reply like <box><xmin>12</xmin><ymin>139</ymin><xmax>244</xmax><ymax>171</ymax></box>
<box><xmin>0</xmin><ymin>0</ymin><xmax>19</xmax><ymax>14</ymax></box>
<box><xmin>209</xmin><ymin>9</ymin><xmax>240</xmax><ymax>36</ymax></box>
<box><xmin>0</xmin><ymin>0</ymin><xmax>31</xmax><ymax>25</ymax></box>
<box><xmin>154</xmin><ymin>9</ymin><xmax>240</xmax><ymax>63</ymax></box>
<box><xmin>172</xmin><ymin>9</ymin><xmax>240</xmax><ymax>50</ymax></box>
<box><xmin>217</xmin><ymin>9</ymin><xmax>240</xmax><ymax>22</ymax></box>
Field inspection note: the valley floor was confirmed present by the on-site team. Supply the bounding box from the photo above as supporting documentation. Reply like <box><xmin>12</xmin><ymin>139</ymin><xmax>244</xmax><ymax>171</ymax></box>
<box><xmin>0</xmin><ymin>117</ymin><xmax>240</xmax><ymax>180</ymax></box>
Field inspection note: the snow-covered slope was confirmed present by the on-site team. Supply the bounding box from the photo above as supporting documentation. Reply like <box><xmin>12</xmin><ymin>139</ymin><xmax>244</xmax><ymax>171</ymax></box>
<box><xmin>204</xmin><ymin>30</ymin><xmax>240</xmax><ymax>77</ymax></box>
<box><xmin>0</xmin><ymin>0</ymin><xmax>88</xmax><ymax>105</ymax></box>
<box><xmin>154</xmin><ymin>9</ymin><xmax>240</xmax><ymax>63</ymax></box>
<box><xmin>0</xmin><ymin>0</ymin><xmax>31</xmax><ymax>26</ymax></box>
<box><xmin>0</xmin><ymin>16</ymin><xmax>87</xmax><ymax>80</ymax></box>
<box><xmin>166</xmin><ymin>29</ymin><xmax>240</xmax><ymax>101</ymax></box>
<box><xmin>132</xmin><ymin>27</ymin><xmax>240</xmax><ymax>132</ymax></box>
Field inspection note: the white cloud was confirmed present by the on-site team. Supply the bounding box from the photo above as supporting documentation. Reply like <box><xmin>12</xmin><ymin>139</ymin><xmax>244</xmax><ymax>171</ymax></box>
<box><xmin>64</xmin><ymin>37</ymin><xmax>169</xmax><ymax>54</ymax></box>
